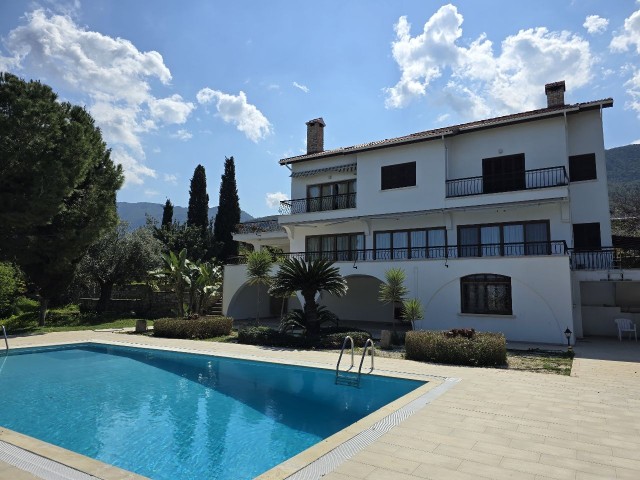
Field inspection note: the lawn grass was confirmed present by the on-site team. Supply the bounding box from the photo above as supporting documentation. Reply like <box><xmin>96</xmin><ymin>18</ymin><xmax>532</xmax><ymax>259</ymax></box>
<box><xmin>506</xmin><ymin>349</ymin><xmax>574</xmax><ymax>375</ymax></box>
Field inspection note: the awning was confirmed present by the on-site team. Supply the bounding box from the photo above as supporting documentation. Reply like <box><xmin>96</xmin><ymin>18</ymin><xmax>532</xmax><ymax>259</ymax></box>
<box><xmin>290</xmin><ymin>163</ymin><xmax>357</xmax><ymax>178</ymax></box>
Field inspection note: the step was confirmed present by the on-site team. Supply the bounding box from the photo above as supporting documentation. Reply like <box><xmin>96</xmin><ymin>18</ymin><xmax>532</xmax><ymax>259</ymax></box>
<box><xmin>335</xmin><ymin>373</ymin><xmax>360</xmax><ymax>387</ymax></box>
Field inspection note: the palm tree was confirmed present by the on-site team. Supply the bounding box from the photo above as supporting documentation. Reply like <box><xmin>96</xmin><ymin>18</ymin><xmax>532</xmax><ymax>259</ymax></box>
<box><xmin>270</xmin><ymin>258</ymin><xmax>347</xmax><ymax>337</ymax></box>
<box><xmin>246</xmin><ymin>249</ymin><xmax>274</xmax><ymax>324</ymax></box>
<box><xmin>195</xmin><ymin>261</ymin><xmax>222</xmax><ymax>314</ymax></box>
<box><xmin>150</xmin><ymin>248</ymin><xmax>191</xmax><ymax>317</ymax></box>
<box><xmin>378</xmin><ymin>268</ymin><xmax>408</xmax><ymax>334</ymax></box>
<box><xmin>401</xmin><ymin>298</ymin><xmax>424</xmax><ymax>330</ymax></box>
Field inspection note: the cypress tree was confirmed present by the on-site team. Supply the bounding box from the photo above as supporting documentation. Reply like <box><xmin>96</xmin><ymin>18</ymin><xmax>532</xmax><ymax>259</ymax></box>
<box><xmin>161</xmin><ymin>199</ymin><xmax>174</xmax><ymax>227</ymax></box>
<box><xmin>187</xmin><ymin>164</ymin><xmax>209</xmax><ymax>229</ymax></box>
<box><xmin>214</xmin><ymin>156</ymin><xmax>241</xmax><ymax>262</ymax></box>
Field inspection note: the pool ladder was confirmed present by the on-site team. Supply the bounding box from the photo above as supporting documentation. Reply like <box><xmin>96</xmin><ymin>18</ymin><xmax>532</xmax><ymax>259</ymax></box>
<box><xmin>1</xmin><ymin>325</ymin><xmax>8</xmax><ymax>354</ymax></box>
<box><xmin>335</xmin><ymin>336</ymin><xmax>375</xmax><ymax>387</ymax></box>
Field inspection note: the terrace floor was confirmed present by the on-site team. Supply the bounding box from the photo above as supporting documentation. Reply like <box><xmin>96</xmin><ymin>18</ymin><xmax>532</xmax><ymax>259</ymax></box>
<box><xmin>1</xmin><ymin>332</ymin><xmax>639</xmax><ymax>480</ymax></box>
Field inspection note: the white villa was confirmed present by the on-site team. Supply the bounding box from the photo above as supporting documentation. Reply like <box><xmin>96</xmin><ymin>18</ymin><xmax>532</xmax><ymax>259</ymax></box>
<box><xmin>223</xmin><ymin>81</ymin><xmax>640</xmax><ymax>345</ymax></box>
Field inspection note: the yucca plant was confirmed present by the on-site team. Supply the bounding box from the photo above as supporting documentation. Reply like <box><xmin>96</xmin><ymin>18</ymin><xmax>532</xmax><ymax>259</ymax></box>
<box><xmin>246</xmin><ymin>249</ymin><xmax>274</xmax><ymax>324</ymax></box>
<box><xmin>270</xmin><ymin>258</ymin><xmax>347</xmax><ymax>337</ymax></box>
<box><xmin>401</xmin><ymin>298</ymin><xmax>424</xmax><ymax>330</ymax></box>
<box><xmin>378</xmin><ymin>268</ymin><xmax>408</xmax><ymax>334</ymax></box>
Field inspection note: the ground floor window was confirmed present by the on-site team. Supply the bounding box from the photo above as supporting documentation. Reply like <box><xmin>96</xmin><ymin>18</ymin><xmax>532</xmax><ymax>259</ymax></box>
<box><xmin>374</xmin><ymin>227</ymin><xmax>446</xmax><ymax>260</ymax></box>
<box><xmin>460</xmin><ymin>274</ymin><xmax>512</xmax><ymax>315</ymax></box>
<box><xmin>306</xmin><ymin>233</ymin><xmax>364</xmax><ymax>261</ymax></box>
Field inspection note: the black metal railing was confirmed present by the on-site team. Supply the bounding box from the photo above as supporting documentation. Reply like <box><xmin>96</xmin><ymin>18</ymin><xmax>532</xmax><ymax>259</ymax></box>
<box><xmin>279</xmin><ymin>193</ymin><xmax>356</xmax><ymax>215</ymax></box>
<box><xmin>570</xmin><ymin>247</ymin><xmax>640</xmax><ymax>270</ymax></box>
<box><xmin>227</xmin><ymin>240</ymin><xmax>568</xmax><ymax>265</ymax></box>
<box><xmin>446</xmin><ymin>166</ymin><xmax>568</xmax><ymax>198</ymax></box>
<box><xmin>235</xmin><ymin>219</ymin><xmax>284</xmax><ymax>235</ymax></box>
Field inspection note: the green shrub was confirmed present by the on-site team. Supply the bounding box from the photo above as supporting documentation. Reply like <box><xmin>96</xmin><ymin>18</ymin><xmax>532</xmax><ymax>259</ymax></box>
<box><xmin>318</xmin><ymin>331</ymin><xmax>371</xmax><ymax>348</ymax></box>
<box><xmin>237</xmin><ymin>326</ymin><xmax>372</xmax><ymax>349</ymax></box>
<box><xmin>154</xmin><ymin>316</ymin><xmax>233</xmax><ymax>339</ymax></box>
<box><xmin>405</xmin><ymin>330</ymin><xmax>507</xmax><ymax>367</ymax></box>
<box><xmin>0</xmin><ymin>262</ymin><xmax>24</xmax><ymax>318</ymax></box>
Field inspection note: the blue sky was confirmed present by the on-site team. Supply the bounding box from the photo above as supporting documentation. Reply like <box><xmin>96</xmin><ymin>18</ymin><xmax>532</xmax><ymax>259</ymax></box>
<box><xmin>1</xmin><ymin>1</ymin><xmax>640</xmax><ymax>218</ymax></box>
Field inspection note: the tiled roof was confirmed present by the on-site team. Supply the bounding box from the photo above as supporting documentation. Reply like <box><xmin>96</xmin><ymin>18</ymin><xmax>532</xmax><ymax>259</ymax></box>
<box><xmin>280</xmin><ymin>98</ymin><xmax>613</xmax><ymax>165</ymax></box>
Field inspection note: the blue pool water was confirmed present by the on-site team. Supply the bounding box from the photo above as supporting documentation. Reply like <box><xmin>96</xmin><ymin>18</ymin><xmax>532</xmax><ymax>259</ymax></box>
<box><xmin>0</xmin><ymin>344</ymin><xmax>423</xmax><ymax>479</ymax></box>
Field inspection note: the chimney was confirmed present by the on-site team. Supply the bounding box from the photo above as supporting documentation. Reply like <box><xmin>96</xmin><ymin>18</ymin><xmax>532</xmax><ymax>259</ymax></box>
<box><xmin>306</xmin><ymin>117</ymin><xmax>325</xmax><ymax>154</ymax></box>
<box><xmin>545</xmin><ymin>81</ymin><xmax>566</xmax><ymax>108</ymax></box>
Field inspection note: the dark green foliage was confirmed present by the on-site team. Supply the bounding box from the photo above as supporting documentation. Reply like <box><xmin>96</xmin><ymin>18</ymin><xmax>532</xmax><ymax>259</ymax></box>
<box><xmin>405</xmin><ymin>330</ymin><xmax>507</xmax><ymax>367</ymax></box>
<box><xmin>75</xmin><ymin>223</ymin><xmax>163</xmax><ymax>312</ymax></box>
<box><xmin>0</xmin><ymin>262</ymin><xmax>23</xmax><ymax>317</ymax></box>
<box><xmin>606</xmin><ymin>144</ymin><xmax>640</xmax><ymax>188</ymax></box>
<box><xmin>610</xmin><ymin>184</ymin><xmax>640</xmax><ymax>236</ymax></box>
<box><xmin>237</xmin><ymin>326</ymin><xmax>370</xmax><ymax>349</ymax></box>
<box><xmin>270</xmin><ymin>258</ymin><xmax>348</xmax><ymax>336</ymax></box>
<box><xmin>187</xmin><ymin>165</ymin><xmax>209</xmax><ymax>229</ymax></box>
<box><xmin>150</xmin><ymin>217</ymin><xmax>220</xmax><ymax>262</ymax></box>
<box><xmin>154</xmin><ymin>316</ymin><xmax>232</xmax><ymax>339</ymax></box>
<box><xmin>161</xmin><ymin>199</ymin><xmax>174</xmax><ymax>227</ymax></box>
<box><xmin>0</xmin><ymin>73</ymin><xmax>123</xmax><ymax>325</ymax></box>
<box><xmin>213</xmin><ymin>156</ymin><xmax>241</xmax><ymax>262</ymax></box>
<box><xmin>280</xmin><ymin>306</ymin><xmax>338</xmax><ymax>333</ymax></box>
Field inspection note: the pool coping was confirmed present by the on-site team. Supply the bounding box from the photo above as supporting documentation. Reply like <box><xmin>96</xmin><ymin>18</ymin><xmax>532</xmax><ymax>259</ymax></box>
<box><xmin>1</xmin><ymin>339</ymin><xmax>459</xmax><ymax>480</ymax></box>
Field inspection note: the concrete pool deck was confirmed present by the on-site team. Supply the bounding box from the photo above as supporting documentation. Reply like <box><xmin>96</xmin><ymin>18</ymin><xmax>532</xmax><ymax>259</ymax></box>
<box><xmin>1</xmin><ymin>331</ymin><xmax>639</xmax><ymax>480</ymax></box>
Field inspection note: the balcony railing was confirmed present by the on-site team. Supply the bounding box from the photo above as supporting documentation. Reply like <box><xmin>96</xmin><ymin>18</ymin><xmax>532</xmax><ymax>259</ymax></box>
<box><xmin>279</xmin><ymin>193</ymin><xmax>356</xmax><ymax>215</ymax></box>
<box><xmin>227</xmin><ymin>241</ymin><xmax>568</xmax><ymax>265</ymax></box>
<box><xmin>570</xmin><ymin>247</ymin><xmax>640</xmax><ymax>270</ymax></box>
<box><xmin>446</xmin><ymin>166</ymin><xmax>568</xmax><ymax>198</ymax></box>
<box><xmin>235</xmin><ymin>219</ymin><xmax>284</xmax><ymax>235</ymax></box>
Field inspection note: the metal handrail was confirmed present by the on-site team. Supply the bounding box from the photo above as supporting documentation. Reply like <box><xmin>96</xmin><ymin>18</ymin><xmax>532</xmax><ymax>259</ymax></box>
<box><xmin>280</xmin><ymin>192</ymin><xmax>356</xmax><ymax>215</ymax></box>
<box><xmin>335</xmin><ymin>335</ymin><xmax>355</xmax><ymax>380</ymax></box>
<box><xmin>358</xmin><ymin>338</ymin><xmax>375</xmax><ymax>375</ymax></box>
<box><xmin>2</xmin><ymin>325</ymin><xmax>8</xmax><ymax>353</ymax></box>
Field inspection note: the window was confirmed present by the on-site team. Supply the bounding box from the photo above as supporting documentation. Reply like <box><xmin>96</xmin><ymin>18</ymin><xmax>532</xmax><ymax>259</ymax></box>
<box><xmin>306</xmin><ymin>233</ymin><xmax>364</xmax><ymax>261</ymax></box>
<box><xmin>482</xmin><ymin>154</ymin><xmax>525</xmax><ymax>193</ymax></box>
<box><xmin>461</xmin><ymin>274</ymin><xmax>512</xmax><ymax>315</ymax></box>
<box><xmin>374</xmin><ymin>227</ymin><xmax>446</xmax><ymax>260</ymax></box>
<box><xmin>381</xmin><ymin>161</ymin><xmax>416</xmax><ymax>190</ymax></box>
<box><xmin>458</xmin><ymin>221</ymin><xmax>550</xmax><ymax>257</ymax></box>
<box><xmin>569</xmin><ymin>153</ymin><xmax>597</xmax><ymax>182</ymax></box>
<box><xmin>573</xmin><ymin>223</ymin><xmax>601</xmax><ymax>251</ymax></box>
<box><xmin>306</xmin><ymin>180</ymin><xmax>356</xmax><ymax>212</ymax></box>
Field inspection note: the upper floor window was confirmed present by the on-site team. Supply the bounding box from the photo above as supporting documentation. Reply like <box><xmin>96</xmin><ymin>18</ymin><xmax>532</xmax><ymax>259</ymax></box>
<box><xmin>573</xmin><ymin>222</ymin><xmax>601</xmax><ymax>251</ymax></box>
<box><xmin>482</xmin><ymin>154</ymin><xmax>525</xmax><ymax>194</ymax></box>
<box><xmin>458</xmin><ymin>221</ymin><xmax>550</xmax><ymax>257</ymax></box>
<box><xmin>374</xmin><ymin>227</ymin><xmax>446</xmax><ymax>260</ymax></box>
<box><xmin>381</xmin><ymin>162</ymin><xmax>416</xmax><ymax>190</ymax></box>
<box><xmin>306</xmin><ymin>180</ymin><xmax>356</xmax><ymax>212</ymax></box>
<box><xmin>461</xmin><ymin>274</ymin><xmax>512</xmax><ymax>315</ymax></box>
<box><xmin>569</xmin><ymin>153</ymin><xmax>597</xmax><ymax>182</ymax></box>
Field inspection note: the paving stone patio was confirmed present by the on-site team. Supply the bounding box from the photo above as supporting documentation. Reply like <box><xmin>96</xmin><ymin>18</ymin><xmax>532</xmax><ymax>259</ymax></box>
<box><xmin>1</xmin><ymin>332</ymin><xmax>639</xmax><ymax>479</ymax></box>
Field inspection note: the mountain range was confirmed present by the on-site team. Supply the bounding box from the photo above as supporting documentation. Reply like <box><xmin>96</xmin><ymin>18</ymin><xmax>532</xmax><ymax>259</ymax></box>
<box><xmin>117</xmin><ymin>202</ymin><xmax>253</xmax><ymax>230</ymax></box>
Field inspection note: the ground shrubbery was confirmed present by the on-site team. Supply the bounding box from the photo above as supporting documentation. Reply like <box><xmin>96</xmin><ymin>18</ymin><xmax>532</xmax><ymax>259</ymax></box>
<box><xmin>237</xmin><ymin>326</ymin><xmax>371</xmax><ymax>349</ymax></box>
<box><xmin>154</xmin><ymin>316</ymin><xmax>233</xmax><ymax>339</ymax></box>
<box><xmin>405</xmin><ymin>330</ymin><xmax>507</xmax><ymax>367</ymax></box>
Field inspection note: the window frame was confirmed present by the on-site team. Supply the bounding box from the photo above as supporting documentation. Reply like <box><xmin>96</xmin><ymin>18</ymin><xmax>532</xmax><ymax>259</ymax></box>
<box><xmin>460</xmin><ymin>274</ymin><xmax>513</xmax><ymax>315</ymax></box>
<box><xmin>306</xmin><ymin>179</ymin><xmax>356</xmax><ymax>212</ymax></box>
<box><xmin>373</xmin><ymin>227</ymin><xmax>447</xmax><ymax>260</ymax></box>
<box><xmin>305</xmin><ymin>232</ymin><xmax>365</xmax><ymax>261</ymax></box>
<box><xmin>457</xmin><ymin>220</ymin><xmax>550</xmax><ymax>257</ymax></box>
<box><xmin>569</xmin><ymin>153</ymin><xmax>597</xmax><ymax>182</ymax></box>
<box><xmin>381</xmin><ymin>161</ymin><xmax>417</xmax><ymax>190</ymax></box>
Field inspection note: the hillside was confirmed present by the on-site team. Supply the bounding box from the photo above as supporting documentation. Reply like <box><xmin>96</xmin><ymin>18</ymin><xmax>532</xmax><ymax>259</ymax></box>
<box><xmin>117</xmin><ymin>202</ymin><xmax>253</xmax><ymax>230</ymax></box>
<box><xmin>606</xmin><ymin>144</ymin><xmax>640</xmax><ymax>190</ymax></box>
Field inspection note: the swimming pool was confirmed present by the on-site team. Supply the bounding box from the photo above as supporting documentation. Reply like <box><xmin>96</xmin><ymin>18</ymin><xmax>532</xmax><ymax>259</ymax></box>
<box><xmin>0</xmin><ymin>343</ymin><xmax>424</xmax><ymax>479</ymax></box>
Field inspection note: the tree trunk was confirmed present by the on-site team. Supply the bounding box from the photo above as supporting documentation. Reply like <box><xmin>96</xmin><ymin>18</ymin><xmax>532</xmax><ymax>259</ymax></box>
<box><xmin>38</xmin><ymin>297</ymin><xmax>49</xmax><ymax>327</ymax></box>
<box><xmin>255</xmin><ymin>287</ymin><xmax>261</xmax><ymax>325</ymax></box>
<box><xmin>303</xmin><ymin>293</ymin><xmax>319</xmax><ymax>337</ymax></box>
<box><xmin>96</xmin><ymin>282</ymin><xmax>114</xmax><ymax>313</ymax></box>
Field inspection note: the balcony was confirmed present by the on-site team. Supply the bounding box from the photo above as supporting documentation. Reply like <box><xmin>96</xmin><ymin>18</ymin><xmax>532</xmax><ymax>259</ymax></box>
<box><xmin>570</xmin><ymin>248</ymin><xmax>640</xmax><ymax>270</ymax></box>
<box><xmin>228</xmin><ymin>241</ymin><xmax>568</xmax><ymax>264</ymax></box>
<box><xmin>235</xmin><ymin>219</ymin><xmax>284</xmax><ymax>235</ymax></box>
<box><xmin>446</xmin><ymin>166</ymin><xmax>568</xmax><ymax>198</ymax></box>
<box><xmin>279</xmin><ymin>193</ymin><xmax>356</xmax><ymax>215</ymax></box>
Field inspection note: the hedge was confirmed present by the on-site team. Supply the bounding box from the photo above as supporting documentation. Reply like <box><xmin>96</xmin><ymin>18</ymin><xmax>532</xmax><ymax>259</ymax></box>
<box><xmin>237</xmin><ymin>326</ymin><xmax>371</xmax><ymax>349</ymax></box>
<box><xmin>405</xmin><ymin>330</ymin><xmax>507</xmax><ymax>367</ymax></box>
<box><xmin>154</xmin><ymin>316</ymin><xmax>233</xmax><ymax>339</ymax></box>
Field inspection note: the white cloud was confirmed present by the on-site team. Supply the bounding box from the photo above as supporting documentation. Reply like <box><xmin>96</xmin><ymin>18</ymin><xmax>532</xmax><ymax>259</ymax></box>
<box><xmin>171</xmin><ymin>129</ymin><xmax>192</xmax><ymax>141</ymax></box>
<box><xmin>583</xmin><ymin>15</ymin><xmax>609</xmax><ymax>35</ymax></box>
<box><xmin>610</xmin><ymin>9</ymin><xmax>640</xmax><ymax>53</ymax></box>
<box><xmin>144</xmin><ymin>189</ymin><xmax>160</xmax><ymax>197</ymax></box>
<box><xmin>293</xmin><ymin>81</ymin><xmax>309</xmax><ymax>93</ymax></box>
<box><xmin>384</xmin><ymin>5</ymin><xmax>593</xmax><ymax>117</ymax></box>
<box><xmin>163</xmin><ymin>173</ymin><xmax>178</xmax><ymax>185</ymax></box>
<box><xmin>436</xmin><ymin>113</ymin><xmax>450</xmax><ymax>123</ymax></box>
<box><xmin>265</xmin><ymin>191</ymin><xmax>288</xmax><ymax>209</ymax></box>
<box><xmin>197</xmin><ymin>88</ymin><xmax>272</xmax><ymax>142</ymax></box>
<box><xmin>0</xmin><ymin>9</ymin><xmax>195</xmax><ymax>186</ymax></box>
<box><xmin>148</xmin><ymin>94</ymin><xmax>195</xmax><ymax>124</ymax></box>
